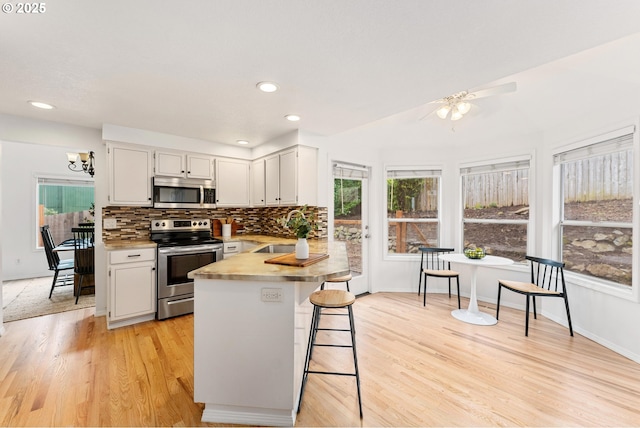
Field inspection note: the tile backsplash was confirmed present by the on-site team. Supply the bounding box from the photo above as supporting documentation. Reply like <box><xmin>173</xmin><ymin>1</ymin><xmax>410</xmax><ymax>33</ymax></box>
<box><xmin>102</xmin><ymin>206</ymin><xmax>328</xmax><ymax>242</ymax></box>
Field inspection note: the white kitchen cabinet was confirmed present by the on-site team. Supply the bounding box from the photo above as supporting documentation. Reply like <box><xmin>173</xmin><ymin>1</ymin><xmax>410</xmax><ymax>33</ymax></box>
<box><xmin>107</xmin><ymin>143</ymin><xmax>153</xmax><ymax>206</ymax></box>
<box><xmin>263</xmin><ymin>146</ymin><xmax>318</xmax><ymax>206</ymax></box>
<box><xmin>107</xmin><ymin>247</ymin><xmax>156</xmax><ymax>329</ymax></box>
<box><xmin>251</xmin><ymin>159</ymin><xmax>266</xmax><ymax>206</ymax></box>
<box><xmin>155</xmin><ymin>150</ymin><xmax>215</xmax><ymax>179</ymax></box>
<box><xmin>187</xmin><ymin>153</ymin><xmax>215</xmax><ymax>179</ymax></box>
<box><xmin>215</xmin><ymin>158</ymin><xmax>250</xmax><ymax>207</ymax></box>
<box><xmin>154</xmin><ymin>150</ymin><xmax>185</xmax><ymax>177</ymax></box>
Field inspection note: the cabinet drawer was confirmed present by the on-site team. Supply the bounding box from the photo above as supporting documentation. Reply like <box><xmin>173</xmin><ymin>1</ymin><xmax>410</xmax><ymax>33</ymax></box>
<box><xmin>110</xmin><ymin>248</ymin><xmax>156</xmax><ymax>264</ymax></box>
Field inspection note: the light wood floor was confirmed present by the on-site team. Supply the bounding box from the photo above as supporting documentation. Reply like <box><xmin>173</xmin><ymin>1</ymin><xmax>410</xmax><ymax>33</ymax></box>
<box><xmin>1</xmin><ymin>292</ymin><xmax>639</xmax><ymax>426</ymax></box>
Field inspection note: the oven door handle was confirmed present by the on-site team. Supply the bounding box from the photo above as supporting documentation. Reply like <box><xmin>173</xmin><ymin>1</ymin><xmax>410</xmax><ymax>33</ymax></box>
<box><xmin>158</xmin><ymin>245</ymin><xmax>221</xmax><ymax>255</ymax></box>
<box><xmin>167</xmin><ymin>297</ymin><xmax>195</xmax><ymax>305</ymax></box>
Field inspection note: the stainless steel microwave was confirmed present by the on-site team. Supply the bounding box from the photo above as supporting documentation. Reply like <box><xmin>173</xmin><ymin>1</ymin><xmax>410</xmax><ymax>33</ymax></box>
<box><xmin>152</xmin><ymin>177</ymin><xmax>216</xmax><ymax>209</ymax></box>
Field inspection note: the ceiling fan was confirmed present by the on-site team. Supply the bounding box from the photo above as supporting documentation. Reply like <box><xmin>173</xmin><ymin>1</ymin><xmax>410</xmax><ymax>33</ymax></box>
<box><xmin>421</xmin><ymin>81</ymin><xmax>517</xmax><ymax>122</ymax></box>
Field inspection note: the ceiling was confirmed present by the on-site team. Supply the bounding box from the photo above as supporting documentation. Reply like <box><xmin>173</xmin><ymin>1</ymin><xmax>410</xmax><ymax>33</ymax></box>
<box><xmin>2</xmin><ymin>0</ymin><xmax>640</xmax><ymax>147</ymax></box>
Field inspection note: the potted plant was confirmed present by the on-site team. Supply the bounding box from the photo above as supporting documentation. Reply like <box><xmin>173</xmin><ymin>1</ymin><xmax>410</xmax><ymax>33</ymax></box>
<box><xmin>278</xmin><ymin>205</ymin><xmax>317</xmax><ymax>259</ymax></box>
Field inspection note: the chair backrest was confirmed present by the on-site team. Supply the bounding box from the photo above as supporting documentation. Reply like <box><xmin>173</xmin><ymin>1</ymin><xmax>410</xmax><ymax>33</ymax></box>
<box><xmin>40</xmin><ymin>225</ymin><xmax>60</xmax><ymax>270</ymax></box>
<box><xmin>72</xmin><ymin>227</ymin><xmax>95</xmax><ymax>275</ymax></box>
<box><xmin>419</xmin><ymin>247</ymin><xmax>455</xmax><ymax>270</ymax></box>
<box><xmin>526</xmin><ymin>256</ymin><xmax>566</xmax><ymax>293</ymax></box>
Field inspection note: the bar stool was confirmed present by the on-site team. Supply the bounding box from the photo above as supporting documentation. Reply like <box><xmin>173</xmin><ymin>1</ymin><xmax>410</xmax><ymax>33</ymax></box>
<box><xmin>298</xmin><ymin>289</ymin><xmax>363</xmax><ymax>418</ymax></box>
<box><xmin>321</xmin><ymin>273</ymin><xmax>352</xmax><ymax>291</ymax></box>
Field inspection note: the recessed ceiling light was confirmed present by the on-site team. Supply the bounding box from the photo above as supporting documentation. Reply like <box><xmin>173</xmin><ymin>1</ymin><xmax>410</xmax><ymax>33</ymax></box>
<box><xmin>28</xmin><ymin>100</ymin><xmax>55</xmax><ymax>110</ymax></box>
<box><xmin>236</xmin><ymin>140</ymin><xmax>250</xmax><ymax>145</ymax></box>
<box><xmin>285</xmin><ymin>114</ymin><xmax>301</xmax><ymax>122</ymax></box>
<box><xmin>256</xmin><ymin>81</ymin><xmax>279</xmax><ymax>93</ymax></box>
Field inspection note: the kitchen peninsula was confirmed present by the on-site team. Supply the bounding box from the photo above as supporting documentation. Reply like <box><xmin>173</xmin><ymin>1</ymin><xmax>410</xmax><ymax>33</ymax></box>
<box><xmin>188</xmin><ymin>238</ymin><xmax>350</xmax><ymax>426</ymax></box>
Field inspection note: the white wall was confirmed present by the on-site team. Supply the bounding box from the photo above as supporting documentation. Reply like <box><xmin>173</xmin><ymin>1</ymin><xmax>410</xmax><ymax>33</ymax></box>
<box><xmin>318</xmin><ymin>34</ymin><xmax>640</xmax><ymax>363</ymax></box>
<box><xmin>0</xmin><ymin>114</ymin><xmax>106</xmax><ymax>316</ymax></box>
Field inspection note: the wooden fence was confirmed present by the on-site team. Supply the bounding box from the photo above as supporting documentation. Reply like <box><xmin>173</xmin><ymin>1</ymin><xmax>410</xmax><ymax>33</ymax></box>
<box><xmin>38</xmin><ymin>206</ymin><xmax>91</xmax><ymax>246</ymax></box>
<box><xmin>562</xmin><ymin>151</ymin><xmax>633</xmax><ymax>202</ymax></box>
<box><xmin>464</xmin><ymin>170</ymin><xmax>529</xmax><ymax>208</ymax></box>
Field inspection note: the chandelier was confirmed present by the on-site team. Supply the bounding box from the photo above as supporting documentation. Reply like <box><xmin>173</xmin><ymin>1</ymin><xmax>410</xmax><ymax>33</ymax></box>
<box><xmin>435</xmin><ymin>91</ymin><xmax>471</xmax><ymax>121</ymax></box>
<box><xmin>67</xmin><ymin>151</ymin><xmax>95</xmax><ymax>177</ymax></box>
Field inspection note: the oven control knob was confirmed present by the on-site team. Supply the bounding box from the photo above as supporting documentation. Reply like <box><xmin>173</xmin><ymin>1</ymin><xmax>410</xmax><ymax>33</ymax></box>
<box><xmin>192</xmin><ymin>221</ymin><xmax>197</xmax><ymax>226</ymax></box>
<box><xmin>203</xmin><ymin>221</ymin><xmax>208</xmax><ymax>226</ymax></box>
<box><xmin>198</xmin><ymin>221</ymin><xmax>203</xmax><ymax>225</ymax></box>
<box><xmin>155</xmin><ymin>222</ymin><xmax>160</xmax><ymax>227</ymax></box>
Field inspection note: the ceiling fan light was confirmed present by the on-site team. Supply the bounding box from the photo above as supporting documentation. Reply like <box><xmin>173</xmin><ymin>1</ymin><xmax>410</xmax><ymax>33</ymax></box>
<box><xmin>436</xmin><ymin>105</ymin><xmax>451</xmax><ymax>119</ymax></box>
<box><xmin>457</xmin><ymin>101</ymin><xmax>471</xmax><ymax>115</ymax></box>
<box><xmin>450</xmin><ymin>106</ymin><xmax>463</xmax><ymax>121</ymax></box>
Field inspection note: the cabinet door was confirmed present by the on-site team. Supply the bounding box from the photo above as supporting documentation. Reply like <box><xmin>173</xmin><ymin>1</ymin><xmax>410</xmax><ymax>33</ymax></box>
<box><xmin>155</xmin><ymin>151</ymin><xmax>185</xmax><ymax>177</ymax></box>
<box><xmin>252</xmin><ymin>159</ymin><xmax>266</xmax><ymax>206</ymax></box>
<box><xmin>110</xmin><ymin>262</ymin><xmax>156</xmax><ymax>321</ymax></box>
<box><xmin>216</xmin><ymin>158</ymin><xmax>250</xmax><ymax>207</ymax></box>
<box><xmin>108</xmin><ymin>145</ymin><xmax>152</xmax><ymax>206</ymax></box>
<box><xmin>278</xmin><ymin>149</ymin><xmax>297</xmax><ymax>205</ymax></box>
<box><xmin>265</xmin><ymin>154</ymin><xmax>280</xmax><ymax>206</ymax></box>
<box><xmin>187</xmin><ymin>154</ymin><xmax>214</xmax><ymax>179</ymax></box>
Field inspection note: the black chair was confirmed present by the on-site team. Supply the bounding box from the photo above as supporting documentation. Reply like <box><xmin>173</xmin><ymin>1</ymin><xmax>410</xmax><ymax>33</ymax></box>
<box><xmin>418</xmin><ymin>247</ymin><xmax>460</xmax><ymax>308</ymax></box>
<box><xmin>41</xmin><ymin>225</ymin><xmax>75</xmax><ymax>298</ymax></box>
<box><xmin>71</xmin><ymin>227</ymin><xmax>95</xmax><ymax>304</ymax></box>
<box><xmin>496</xmin><ymin>256</ymin><xmax>573</xmax><ymax>337</ymax></box>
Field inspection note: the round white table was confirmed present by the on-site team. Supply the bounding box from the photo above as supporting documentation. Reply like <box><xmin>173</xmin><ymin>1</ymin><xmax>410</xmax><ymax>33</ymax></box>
<box><xmin>438</xmin><ymin>253</ymin><xmax>513</xmax><ymax>326</ymax></box>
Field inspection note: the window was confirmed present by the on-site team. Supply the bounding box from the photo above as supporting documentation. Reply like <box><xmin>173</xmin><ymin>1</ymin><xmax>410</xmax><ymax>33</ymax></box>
<box><xmin>37</xmin><ymin>177</ymin><xmax>94</xmax><ymax>248</ymax></box>
<box><xmin>554</xmin><ymin>127</ymin><xmax>634</xmax><ymax>287</ymax></box>
<box><xmin>462</xmin><ymin>158</ymin><xmax>530</xmax><ymax>262</ymax></box>
<box><xmin>386</xmin><ymin>167</ymin><xmax>440</xmax><ymax>254</ymax></box>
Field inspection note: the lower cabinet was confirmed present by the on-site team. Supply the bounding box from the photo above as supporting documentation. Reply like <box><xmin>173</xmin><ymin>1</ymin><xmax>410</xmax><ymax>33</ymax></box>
<box><xmin>107</xmin><ymin>247</ymin><xmax>156</xmax><ymax>329</ymax></box>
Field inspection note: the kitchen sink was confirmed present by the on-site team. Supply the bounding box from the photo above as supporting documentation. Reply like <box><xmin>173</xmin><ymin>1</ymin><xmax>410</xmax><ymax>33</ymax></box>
<box><xmin>253</xmin><ymin>244</ymin><xmax>296</xmax><ymax>254</ymax></box>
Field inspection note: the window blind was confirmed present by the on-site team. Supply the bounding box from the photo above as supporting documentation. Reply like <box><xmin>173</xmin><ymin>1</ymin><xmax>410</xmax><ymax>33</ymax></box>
<box><xmin>461</xmin><ymin>159</ymin><xmax>530</xmax><ymax>176</ymax></box>
<box><xmin>386</xmin><ymin>168</ymin><xmax>441</xmax><ymax>178</ymax></box>
<box><xmin>333</xmin><ymin>162</ymin><xmax>369</xmax><ymax>179</ymax></box>
<box><xmin>553</xmin><ymin>129</ymin><xmax>635</xmax><ymax>165</ymax></box>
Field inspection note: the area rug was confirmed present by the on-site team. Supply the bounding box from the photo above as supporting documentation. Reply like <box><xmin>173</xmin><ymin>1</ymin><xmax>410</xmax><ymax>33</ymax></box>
<box><xmin>2</xmin><ymin>276</ymin><xmax>95</xmax><ymax>322</ymax></box>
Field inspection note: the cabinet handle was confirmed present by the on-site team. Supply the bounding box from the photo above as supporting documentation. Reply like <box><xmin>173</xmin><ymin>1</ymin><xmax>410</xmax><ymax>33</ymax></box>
<box><xmin>127</xmin><ymin>254</ymin><xmax>141</xmax><ymax>258</ymax></box>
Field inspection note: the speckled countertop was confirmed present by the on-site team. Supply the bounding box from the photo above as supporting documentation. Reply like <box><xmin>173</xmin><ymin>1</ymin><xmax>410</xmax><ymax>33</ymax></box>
<box><xmin>189</xmin><ymin>236</ymin><xmax>350</xmax><ymax>282</ymax></box>
<box><xmin>104</xmin><ymin>239</ymin><xmax>157</xmax><ymax>250</ymax></box>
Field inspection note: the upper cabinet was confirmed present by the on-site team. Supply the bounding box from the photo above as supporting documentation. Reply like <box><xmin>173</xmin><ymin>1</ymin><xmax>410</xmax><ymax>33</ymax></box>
<box><xmin>252</xmin><ymin>159</ymin><xmax>266</xmax><ymax>206</ymax></box>
<box><xmin>107</xmin><ymin>143</ymin><xmax>153</xmax><ymax>206</ymax></box>
<box><xmin>260</xmin><ymin>146</ymin><xmax>318</xmax><ymax>206</ymax></box>
<box><xmin>215</xmin><ymin>158</ymin><xmax>250</xmax><ymax>207</ymax></box>
<box><xmin>155</xmin><ymin>150</ymin><xmax>214</xmax><ymax>179</ymax></box>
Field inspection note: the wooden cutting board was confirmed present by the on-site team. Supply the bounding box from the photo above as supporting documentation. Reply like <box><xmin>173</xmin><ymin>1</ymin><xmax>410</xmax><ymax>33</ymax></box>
<box><xmin>264</xmin><ymin>252</ymin><xmax>329</xmax><ymax>267</ymax></box>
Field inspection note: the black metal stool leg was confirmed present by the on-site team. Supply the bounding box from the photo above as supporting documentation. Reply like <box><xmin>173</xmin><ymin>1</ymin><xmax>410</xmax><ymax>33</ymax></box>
<box><xmin>348</xmin><ymin>305</ymin><xmax>363</xmax><ymax>418</ymax></box>
<box><xmin>298</xmin><ymin>305</ymin><xmax>319</xmax><ymax>413</ymax></box>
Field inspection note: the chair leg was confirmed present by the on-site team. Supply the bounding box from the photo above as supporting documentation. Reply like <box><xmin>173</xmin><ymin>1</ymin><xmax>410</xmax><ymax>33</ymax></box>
<box><xmin>455</xmin><ymin>276</ymin><xmax>461</xmax><ymax>309</ymax></box>
<box><xmin>423</xmin><ymin>274</ymin><xmax>427</xmax><ymax>306</ymax></box>
<box><xmin>525</xmin><ymin>295</ymin><xmax>530</xmax><ymax>337</ymax></box>
<box><xmin>496</xmin><ymin>285</ymin><xmax>502</xmax><ymax>320</ymax></box>
<box><xmin>49</xmin><ymin>270</ymin><xmax>60</xmax><ymax>298</ymax></box>
<box><xmin>447</xmin><ymin>277</ymin><xmax>451</xmax><ymax>298</ymax></box>
<box><xmin>532</xmin><ymin>296</ymin><xmax>537</xmax><ymax>319</ymax></box>
<box><xmin>564</xmin><ymin>296</ymin><xmax>574</xmax><ymax>336</ymax></box>
<box><xmin>345</xmin><ymin>281</ymin><xmax>350</xmax><ymax>292</ymax></box>
<box><xmin>348</xmin><ymin>305</ymin><xmax>363</xmax><ymax>418</ymax></box>
<box><xmin>418</xmin><ymin>270</ymin><xmax>422</xmax><ymax>296</ymax></box>
<box><xmin>75</xmin><ymin>275</ymin><xmax>83</xmax><ymax>304</ymax></box>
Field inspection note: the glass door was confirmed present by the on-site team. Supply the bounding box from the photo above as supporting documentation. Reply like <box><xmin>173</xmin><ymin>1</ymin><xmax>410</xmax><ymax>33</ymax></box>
<box><xmin>333</xmin><ymin>162</ymin><xmax>369</xmax><ymax>295</ymax></box>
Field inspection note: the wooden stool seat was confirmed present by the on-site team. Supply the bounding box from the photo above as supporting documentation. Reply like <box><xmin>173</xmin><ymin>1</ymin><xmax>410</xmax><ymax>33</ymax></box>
<box><xmin>310</xmin><ymin>289</ymin><xmax>355</xmax><ymax>308</ymax></box>
<box><xmin>326</xmin><ymin>273</ymin><xmax>353</xmax><ymax>283</ymax></box>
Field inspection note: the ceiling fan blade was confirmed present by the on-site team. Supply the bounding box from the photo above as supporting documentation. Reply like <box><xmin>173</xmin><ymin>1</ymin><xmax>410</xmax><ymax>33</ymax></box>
<box><xmin>466</xmin><ymin>82</ymin><xmax>517</xmax><ymax>100</ymax></box>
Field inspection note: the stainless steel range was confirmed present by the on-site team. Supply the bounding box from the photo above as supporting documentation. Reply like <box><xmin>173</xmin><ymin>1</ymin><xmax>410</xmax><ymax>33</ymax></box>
<box><xmin>151</xmin><ymin>218</ymin><xmax>223</xmax><ymax>320</ymax></box>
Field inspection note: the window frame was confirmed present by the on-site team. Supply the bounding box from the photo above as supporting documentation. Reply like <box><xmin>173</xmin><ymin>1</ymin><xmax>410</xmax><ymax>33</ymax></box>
<box><xmin>552</xmin><ymin>125</ymin><xmax>639</xmax><ymax>302</ymax></box>
<box><xmin>460</xmin><ymin>155</ymin><xmax>532</xmax><ymax>264</ymax></box>
<box><xmin>35</xmin><ymin>175</ymin><xmax>95</xmax><ymax>250</ymax></box>
<box><xmin>384</xmin><ymin>165</ymin><xmax>442</xmax><ymax>259</ymax></box>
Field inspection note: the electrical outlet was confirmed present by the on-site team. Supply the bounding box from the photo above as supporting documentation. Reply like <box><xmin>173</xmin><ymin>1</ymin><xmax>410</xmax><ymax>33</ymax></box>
<box><xmin>261</xmin><ymin>288</ymin><xmax>283</xmax><ymax>302</ymax></box>
<box><xmin>103</xmin><ymin>218</ymin><xmax>117</xmax><ymax>229</ymax></box>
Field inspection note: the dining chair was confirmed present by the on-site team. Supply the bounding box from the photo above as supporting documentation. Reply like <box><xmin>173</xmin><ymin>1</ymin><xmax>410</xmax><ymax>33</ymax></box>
<box><xmin>496</xmin><ymin>255</ymin><xmax>573</xmax><ymax>336</ymax></box>
<box><xmin>41</xmin><ymin>225</ymin><xmax>75</xmax><ymax>298</ymax></box>
<box><xmin>418</xmin><ymin>247</ymin><xmax>460</xmax><ymax>308</ymax></box>
<box><xmin>72</xmin><ymin>227</ymin><xmax>95</xmax><ymax>304</ymax></box>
